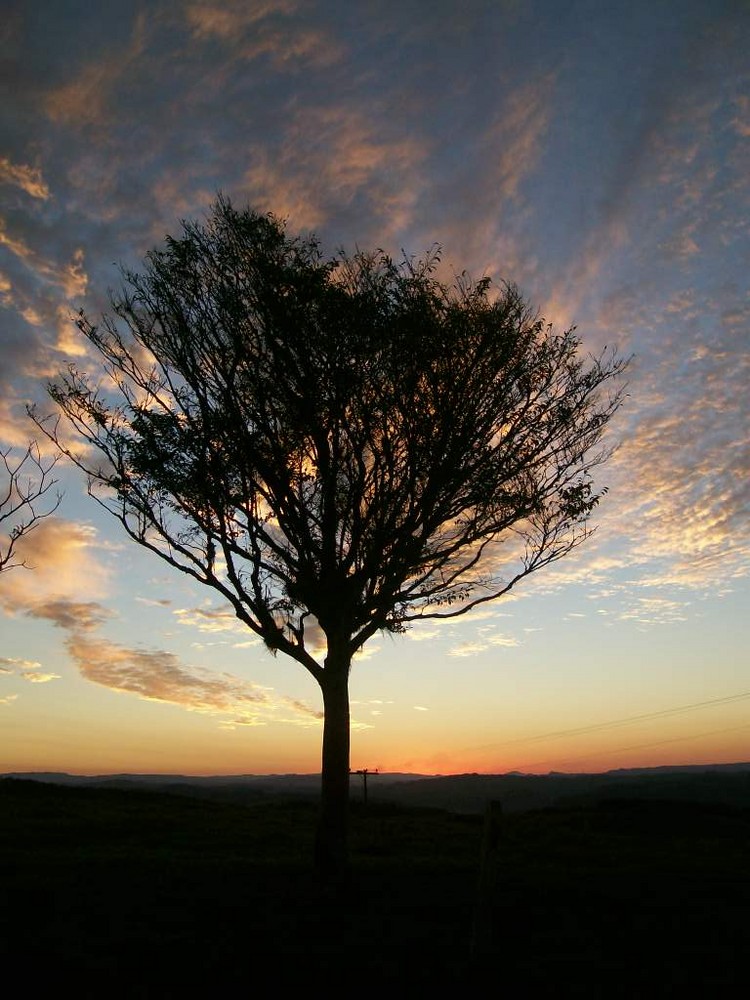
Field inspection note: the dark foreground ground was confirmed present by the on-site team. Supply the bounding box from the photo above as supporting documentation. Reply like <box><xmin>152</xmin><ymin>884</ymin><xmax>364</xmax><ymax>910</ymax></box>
<box><xmin>2</xmin><ymin>778</ymin><xmax>749</xmax><ymax>996</ymax></box>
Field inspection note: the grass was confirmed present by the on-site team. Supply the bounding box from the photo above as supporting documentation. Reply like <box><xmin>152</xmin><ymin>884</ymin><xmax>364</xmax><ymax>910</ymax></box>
<box><xmin>2</xmin><ymin>779</ymin><xmax>749</xmax><ymax>994</ymax></box>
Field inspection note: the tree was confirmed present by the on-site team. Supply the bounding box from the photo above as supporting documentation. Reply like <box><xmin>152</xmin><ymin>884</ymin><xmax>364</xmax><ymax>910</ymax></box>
<box><xmin>36</xmin><ymin>197</ymin><xmax>627</xmax><ymax>878</ymax></box>
<box><xmin>0</xmin><ymin>443</ymin><xmax>61</xmax><ymax>573</ymax></box>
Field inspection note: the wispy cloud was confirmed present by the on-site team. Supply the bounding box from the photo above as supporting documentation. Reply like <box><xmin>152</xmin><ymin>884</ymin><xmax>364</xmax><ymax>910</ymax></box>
<box><xmin>243</xmin><ymin>103</ymin><xmax>427</xmax><ymax>238</ymax></box>
<box><xmin>448</xmin><ymin>640</ymin><xmax>491</xmax><ymax>659</ymax></box>
<box><xmin>18</xmin><ymin>595</ymin><xmax>322</xmax><ymax>727</ymax></box>
<box><xmin>0</xmin><ymin>657</ymin><xmax>42</xmax><ymax>670</ymax></box>
<box><xmin>0</xmin><ymin>158</ymin><xmax>50</xmax><ymax>200</ymax></box>
<box><xmin>0</xmin><ymin>221</ymin><xmax>87</xmax><ymax>298</ymax></box>
<box><xmin>28</xmin><ymin>599</ymin><xmax>113</xmax><ymax>632</ymax></box>
<box><xmin>0</xmin><ymin>656</ymin><xmax>59</xmax><ymax>683</ymax></box>
<box><xmin>186</xmin><ymin>0</ymin><xmax>341</xmax><ymax>68</ymax></box>
<box><xmin>185</xmin><ymin>0</ymin><xmax>299</xmax><ymax>39</ymax></box>
<box><xmin>174</xmin><ymin>604</ymin><xmax>245</xmax><ymax>634</ymax></box>
<box><xmin>0</xmin><ymin>517</ymin><xmax>319</xmax><ymax>725</ymax></box>
<box><xmin>20</xmin><ymin>669</ymin><xmax>61</xmax><ymax>683</ymax></box>
<box><xmin>45</xmin><ymin>12</ymin><xmax>149</xmax><ymax>128</ymax></box>
<box><xmin>65</xmin><ymin>628</ymin><xmax>319</xmax><ymax>723</ymax></box>
<box><xmin>0</xmin><ymin>519</ymin><xmax>110</xmax><ymax>614</ymax></box>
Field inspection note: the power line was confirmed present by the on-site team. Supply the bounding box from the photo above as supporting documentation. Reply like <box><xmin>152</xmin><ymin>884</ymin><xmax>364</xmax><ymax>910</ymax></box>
<box><xmin>471</xmin><ymin>690</ymin><xmax>750</xmax><ymax>751</ymax></box>
<box><xmin>515</xmin><ymin>722</ymin><xmax>750</xmax><ymax>773</ymax></box>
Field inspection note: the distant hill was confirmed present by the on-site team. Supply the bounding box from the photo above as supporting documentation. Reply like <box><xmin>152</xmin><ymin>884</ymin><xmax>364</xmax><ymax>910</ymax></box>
<box><xmin>368</xmin><ymin>766</ymin><xmax>750</xmax><ymax>813</ymax></box>
<box><xmin>4</xmin><ymin>762</ymin><xmax>750</xmax><ymax>812</ymax></box>
<box><xmin>4</xmin><ymin>772</ymin><xmax>750</xmax><ymax>991</ymax></box>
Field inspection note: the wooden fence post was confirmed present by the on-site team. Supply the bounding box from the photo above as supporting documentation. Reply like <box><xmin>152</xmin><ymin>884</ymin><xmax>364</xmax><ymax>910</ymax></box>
<box><xmin>471</xmin><ymin>800</ymin><xmax>503</xmax><ymax>961</ymax></box>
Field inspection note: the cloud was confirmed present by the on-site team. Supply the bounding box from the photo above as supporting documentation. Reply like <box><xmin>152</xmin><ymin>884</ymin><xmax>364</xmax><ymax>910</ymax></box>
<box><xmin>242</xmin><ymin>103</ymin><xmax>427</xmax><ymax>238</ymax></box>
<box><xmin>2</xmin><ymin>517</ymin><xmax>311</xmax><ymax>719</ymax></box>
<box><xmin>406</xmin><ymin>627</ymin><xmax>442</xmax><ymax>642</ymax></box>
<box><xmin>617</xmin><ymin>597</ymin><xmax>689</xmax><ymax>627</ymax></box>
<box><xmin>186</xmin><ymin>0</ymin><xmax>341</xmax><ymax>69</ymax></box>
<box><xmin>20</xmin><ymin>669</ymin><xmax>61</xmax><ymax>683</ymax></box>
<box><xmin>0</xmin><ymin>519</ymin><xmax>111</xmax><ymax>614</ymax></box>
<box><xmin>0</xmin><ymin>694</ymin><xmax>19</xmax><ymax>706</ymax></box>
<box><xmin>0</xmin><ymin>158</ymin><xmax>50</xmax><ymax>200</ymax></box>
<box><xmin>0</xmin><ymin>656</ymin><xmax>42</xmax><ymax>670</ymax></box>
<box><xmin>174</xmin><ymin>604</ymin><xmax>245</xmax><ymax>634</ymax></box>
<box><xmin>447</xmin><ymin>640</ymin><xmax>490</xmax><ymax>659</ymax></box>
<box><xmin>731</xmin><ymin>94</ymin><xmax>750</xmax><ymax>138</ymax></box>
<box><xmin>0</xmin><ymin>657</ymin><xmax>59</xmax><ymax>683</ymax></box>
<box><xmin>44</xmin><ymin>12</ymin><xmax>149</xmax><ymax>129</ymax></box>
<box><xmin>353</xmin><ymin>643</ymin><xmax>381</xmax><ymax>662</ymax></box>
<box><xmin>66</xmin><ymin>630</ymin><xmax>265</xmax><ymax>712</ymax></box>
<box><xmin>185</xmin><ymin>1</ymin><xmax>299</xmax><ymax>40</ymax></box>
<box><xmin>483</xmin><ymin>632</ymin><xmax>521</xmax><ymax>648</ymax></box>
<box><xmin>405</xmin><ymin>71</ymin><xmax>556</xmax><ymax>288</ymax></box>
<box><xmin>13</xmin><ymin>593</ymin><xmax>322</xmax><ymax>727</ymax></box>
<box><xmin>598</xmin><ymin>320</ymin><xmax>750</xmax><ymax>593</ymax></box>
<box><xmin>0</xmin><ymin>220</ymin><xmax>87</xmax><ymax>298</ymax></box>
<box><xmin>481</xmin><ymin>74</ymin><xmax>555</xmax><ymax>205</ymax></box>
<box><xmin>27</xmin><ymin>600</ymin><xmax>113</xmax><ymax>632</ymax></box>
<box><xmin>0</xmin><ymin>495</ymin><xmax>321</xmax><ymax>728</ymax></box>
<box><xmin>0</xmin><ymin>444</ymin><xmax>324</xmax><ymax>732</ymax></box>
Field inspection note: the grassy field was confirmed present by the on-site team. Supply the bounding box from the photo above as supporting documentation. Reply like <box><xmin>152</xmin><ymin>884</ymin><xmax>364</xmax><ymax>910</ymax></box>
<box><xmin>2</xmin><ymin>778</ymin><xmax>749</xmax><ymax>995</ymax></box>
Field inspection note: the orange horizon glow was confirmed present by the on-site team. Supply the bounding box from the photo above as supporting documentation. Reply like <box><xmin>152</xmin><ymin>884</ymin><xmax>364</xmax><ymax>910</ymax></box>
<box><xmin>4</xmin><ymin>743</ymin><xmax>749</xmax><ymax>778</ymax></box>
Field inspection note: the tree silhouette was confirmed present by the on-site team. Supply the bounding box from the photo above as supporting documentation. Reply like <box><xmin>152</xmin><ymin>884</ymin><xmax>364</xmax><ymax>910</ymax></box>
<box><xmin>0</xmin><ymin>443</ymin><xmax>61</xmax><ymax>573</ymax></box>
<box><xmin>36</xmin><ymin>197</ymin><xmax>627</xmax><ymax>877</ymax></box>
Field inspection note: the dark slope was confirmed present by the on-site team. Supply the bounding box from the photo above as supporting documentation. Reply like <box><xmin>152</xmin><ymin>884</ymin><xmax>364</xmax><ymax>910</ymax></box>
<box><xmin>3</xmin><ymin>777</ymin><xmax>750</xmax><ymax>994</ymax></box>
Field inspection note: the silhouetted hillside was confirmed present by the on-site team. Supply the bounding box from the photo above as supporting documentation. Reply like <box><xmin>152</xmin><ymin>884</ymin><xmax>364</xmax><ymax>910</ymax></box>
<box><xmin>5</xmin><ymin>763</ymin><xmax>750</xmax><ymax>813</ymax></box>
<box><xmin>2</xmin><ymin>776</ymin><xmax>750</xmax><ymax>992</ymax></box>
<box><xmin>370</xmin><ymin>766</ymin><xmax>750</xmax><ymax>813</ymax></box>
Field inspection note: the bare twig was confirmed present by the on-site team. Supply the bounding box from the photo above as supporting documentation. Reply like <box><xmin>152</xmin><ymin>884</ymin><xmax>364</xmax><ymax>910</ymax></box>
<box><xmin>0</xmin><ymin>443</ymin><xmax>62</xmax><ymax>572</ymax></box>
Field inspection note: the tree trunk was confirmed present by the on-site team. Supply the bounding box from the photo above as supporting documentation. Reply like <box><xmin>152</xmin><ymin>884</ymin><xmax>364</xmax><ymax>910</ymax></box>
<box><xmin>315</xmin><ymin>647</ymin><xmax>351</xmax><ymax>884</ymax></box>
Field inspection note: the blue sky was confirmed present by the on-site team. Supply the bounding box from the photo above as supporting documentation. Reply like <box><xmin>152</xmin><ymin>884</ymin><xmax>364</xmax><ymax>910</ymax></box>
<box><xmin>1</xmin><ymin>0</ymin><xmax>748</xmax><ymax>774</ymax></box>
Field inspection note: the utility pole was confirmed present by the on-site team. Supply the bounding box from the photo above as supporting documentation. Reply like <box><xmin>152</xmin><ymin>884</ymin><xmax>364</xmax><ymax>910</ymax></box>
<box><xmin>351</xmin><ymin>768</ymin><xmax>379</xmax><ymax>805</ymax></box>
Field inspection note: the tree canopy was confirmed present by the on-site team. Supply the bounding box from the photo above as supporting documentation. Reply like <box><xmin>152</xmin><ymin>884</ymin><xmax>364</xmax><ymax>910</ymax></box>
<box><xmin>37</xmin><ymin>197</ymin><xmax>627</xmax><ymax>874</ymax></box>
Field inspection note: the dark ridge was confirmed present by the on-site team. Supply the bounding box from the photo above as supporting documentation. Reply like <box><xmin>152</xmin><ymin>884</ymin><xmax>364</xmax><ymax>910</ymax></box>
<box><xmin>3</xmin><ymin>776</ymin><xmax>750</xmax><ymax>991</ymax></box>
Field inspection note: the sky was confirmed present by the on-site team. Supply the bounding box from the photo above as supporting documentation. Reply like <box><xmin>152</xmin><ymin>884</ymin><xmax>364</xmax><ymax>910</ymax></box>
<box><xmin>1</xmin><ymin>0</ymin><xmax>748</xmax><ymax>777</ymax></box>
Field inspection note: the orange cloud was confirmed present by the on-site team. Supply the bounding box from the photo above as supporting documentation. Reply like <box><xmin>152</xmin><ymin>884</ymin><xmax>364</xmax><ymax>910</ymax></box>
<box><xmin>185</xmin><ymin>1</ymin><xmax>340</xmax><ymax>68</ymax></box>
<box><xmin>243</xmin><ymin>105</ymin><xmax>426</xmax><ymax>238</ymax></box>
<box><xmin>27</xmin><ymin>599</ymin><xmax>114</xmax><ymax>632</ymax></box>
<box><xmin>6</xmin><ymin>581</ymin><xmax>322</xmax><ymax>727</ymax></box>
<box><xmin>0</xmin><ymin>158</ymin><xmax>50</xmax><ymax>200</ymax></box>
<box><xmin>0</xmin><ymin>220</ymin><xmax>87</xmax><ymax>298</ymax></box>
<box><xmin>67</xmin><ymin>630</ymin><xmax>262</xmax><ymax>709</ymax></box>
<box><xmin>481</xmin><ymin>74</ymin><xmax>555</xmax><ymax>204</ymax></box>
<box><xmin>0</xmin><ymin>518</ymin><xmax>111</xmax><ymax>613</ymax></box>
<box><xmin>186</xmin><ymin>0</ymin><xmax>299</xmax><ymax>38</ymax></box>
<box><xmin>63</xmin><ymin>618</ymin><xmax>321</xmax><ymax>726</ymax></box>
<box><xmin>45</xmin><ymin>13</ymin><xmax>148</xmax><ymax>128</ymax></box>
